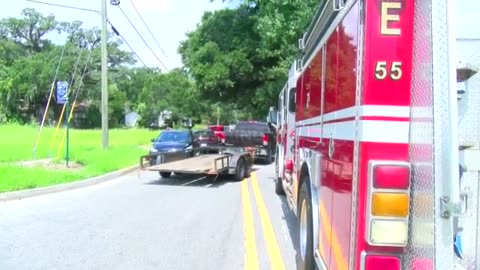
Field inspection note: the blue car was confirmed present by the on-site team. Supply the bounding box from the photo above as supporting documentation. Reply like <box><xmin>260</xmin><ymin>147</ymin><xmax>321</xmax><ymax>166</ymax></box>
<box><xmin>148</xmin><ymin>130</ymin><xmax>200</xmax><ymax>174</ymax></box>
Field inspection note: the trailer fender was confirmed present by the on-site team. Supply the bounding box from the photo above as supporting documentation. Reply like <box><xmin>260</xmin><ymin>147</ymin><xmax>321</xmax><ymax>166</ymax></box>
<box><xmin>226</xmin><ymin>152</ymin><xmax>253</xmax><ymax>175</ymax></box>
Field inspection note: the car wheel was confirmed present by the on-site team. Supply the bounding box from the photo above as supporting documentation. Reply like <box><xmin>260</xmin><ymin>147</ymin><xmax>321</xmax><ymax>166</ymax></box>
<box><xmin>160</xmin><ymin>172</ymin><xmax>171</xmax><ymax>178</ymax></box>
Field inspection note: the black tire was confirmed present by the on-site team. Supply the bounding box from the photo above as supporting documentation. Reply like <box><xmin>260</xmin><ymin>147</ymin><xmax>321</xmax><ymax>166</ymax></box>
<box><xmin>297</xmin><ymin>180</ymin><xmax>316</xmax><ymax>270</ymax></box>
<box><xmin>266</xmin><ymin>149</ymin><xmax>274</xmax><ymax>164</ymax></box>
<box><xmin>234</xmin><ymin>158</ymin><xmax>246</xmax><ymax>181</ymax></box>
<box><xmin>275</xmin><ymin>176</ymin><xmax>285</xmax><ymax>195</ymax></box>
<box><xmin>244</xmin><ymin>160</ymin><xmax>252</xmax><ymax>178</ymax></box>
<box><xmin>160</xmin><ymin>172</ymin><xmax>171</xmax><ymax>178</ymax></box>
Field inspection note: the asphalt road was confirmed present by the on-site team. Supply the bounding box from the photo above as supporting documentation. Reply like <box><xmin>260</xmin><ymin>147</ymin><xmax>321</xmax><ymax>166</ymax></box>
<box><xmin>0</xmin><ymin>163</ymin><xmax>299</xmax><ymax>270</ymax></box>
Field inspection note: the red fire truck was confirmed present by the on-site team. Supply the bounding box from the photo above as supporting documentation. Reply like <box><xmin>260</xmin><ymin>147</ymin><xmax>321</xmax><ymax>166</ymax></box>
<box><xmin>275</xmin><ymin>0</ymin><xmax>479</xmax><ymax>270</ymax></box>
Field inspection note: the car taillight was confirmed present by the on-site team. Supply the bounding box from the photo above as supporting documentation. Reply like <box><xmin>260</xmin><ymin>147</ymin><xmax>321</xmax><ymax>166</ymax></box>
<box><xmin>263</xmin><ymin>134</ymin><xmax>269</xmax><ymax>146</ymax></box>
<box><xmin>366</xmin><ymin>161</ymin><xmax>411</xmax><ymax>247</ymax></box>
<box><xmin>364</xmin><ymin>255</ymin><xmax>401</xmax><ymax>270</ymax></box>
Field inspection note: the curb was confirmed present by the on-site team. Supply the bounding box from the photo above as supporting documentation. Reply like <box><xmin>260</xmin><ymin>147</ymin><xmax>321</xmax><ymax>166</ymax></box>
<box><xmin>0</xmin><ymin>164</ymin><xmax>139</xmax><ymax>202</ymax></box>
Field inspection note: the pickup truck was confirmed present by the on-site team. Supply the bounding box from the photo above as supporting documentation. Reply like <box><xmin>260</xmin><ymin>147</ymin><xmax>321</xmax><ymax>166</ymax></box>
<box><xmin>223</xmin><ymin>121</ymin><xmax>276</xmax><ymax>163</ymax></box>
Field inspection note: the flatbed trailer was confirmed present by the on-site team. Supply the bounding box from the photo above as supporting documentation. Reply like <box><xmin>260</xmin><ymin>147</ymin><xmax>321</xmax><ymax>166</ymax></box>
<box><xmin>139</xmin><ymin>146</ymin><xmax>253</xmax><ymax>181</ymax></box>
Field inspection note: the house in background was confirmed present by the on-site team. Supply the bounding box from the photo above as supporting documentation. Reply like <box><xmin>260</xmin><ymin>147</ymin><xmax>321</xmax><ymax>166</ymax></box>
<box><xmin>125</xmin><ymin>111</ymin><xmax>140</xmax><ymax>127</ymax></box>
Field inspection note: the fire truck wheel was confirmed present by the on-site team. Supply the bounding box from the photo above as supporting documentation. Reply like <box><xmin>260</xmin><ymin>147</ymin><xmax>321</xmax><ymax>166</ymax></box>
<box><xmin>297</xmin><ymin>181</ymin><xmax>315</xmax><ymax>270</ymax></box>
<box><xmin>160</xmin><ymin>172</ymin><xmax>171</xmax><ymax>178</ymax></box>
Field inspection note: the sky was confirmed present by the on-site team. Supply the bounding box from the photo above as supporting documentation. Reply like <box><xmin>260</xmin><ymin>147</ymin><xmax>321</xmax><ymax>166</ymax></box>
<box><xmin>0</xmin><ymin>0</ymin><xmax>229</xmax><ymax>70</ymax></box>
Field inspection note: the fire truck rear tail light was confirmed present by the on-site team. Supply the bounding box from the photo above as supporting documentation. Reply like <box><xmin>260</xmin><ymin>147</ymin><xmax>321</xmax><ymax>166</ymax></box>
<box><xmin>364</xmin><ymin>255</ymin><xmax>401</xmax><ymax>270</ymax></box>
<box><xmin>369</xmin><ymin>219</ymin><xmax>408</xmax><ymax>246</ymax></box>
<box><xmin>367</xmin><ymin>161</ymin><xmax>411</xmax><ymax>247</ymax></box>
<box><xmin>371</xmin><ymin>192</ymin><xmax>409</xmax><ymax>217</ymax></box>
<box><xmin>373</xmin><ymin>165</ymin><xmax>410</xmax><ymax>190</ymax></box>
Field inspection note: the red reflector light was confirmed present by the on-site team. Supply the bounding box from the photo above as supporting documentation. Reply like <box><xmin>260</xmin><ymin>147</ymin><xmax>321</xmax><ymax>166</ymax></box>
<box><xmin>373</xmin><ymin>165</ymin><xmax>410</xmax><ymax>190</ymax></box>
<box><xmin>365</xmin><ymin>256</ymin><xmax>400</xmax><ymax>270</ymax></box>
<box><xmin>285</xmin><ymin>159</ymin><xmax>293</xmax><ymax>173</ymax></box>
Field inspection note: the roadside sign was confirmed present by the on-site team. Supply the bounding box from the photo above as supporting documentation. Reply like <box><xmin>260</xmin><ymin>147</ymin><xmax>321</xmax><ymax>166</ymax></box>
<box><xmin>56</xmin><ymin>81</ymin><xmax>68</xmax><ymax>104</ymax></box>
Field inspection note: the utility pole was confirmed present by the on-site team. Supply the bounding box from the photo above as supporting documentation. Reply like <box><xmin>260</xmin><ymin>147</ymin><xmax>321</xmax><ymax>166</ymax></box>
<box><xmin>101</xmin><ymin>0</ymin><xmax>109</xmax><ymax>149</ymax></box>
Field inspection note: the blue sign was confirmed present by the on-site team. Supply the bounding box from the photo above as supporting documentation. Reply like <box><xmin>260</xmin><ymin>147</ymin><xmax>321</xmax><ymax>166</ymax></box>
<box><xmin>56</xmin><ymin>81</ymin><xmax>68</xmax><ymax>104</ymax></box>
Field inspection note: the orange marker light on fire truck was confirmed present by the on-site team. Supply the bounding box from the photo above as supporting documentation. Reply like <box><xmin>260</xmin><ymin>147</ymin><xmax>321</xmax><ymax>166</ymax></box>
<box><xmin>371</xmin><ymin>192</ymin><xmax>409</xmax><ymax>217</ymax></box>
<box><xmin>366</xmin><ymin>161</ymin><xmax>411</xmax><ymax>247</ymax></box>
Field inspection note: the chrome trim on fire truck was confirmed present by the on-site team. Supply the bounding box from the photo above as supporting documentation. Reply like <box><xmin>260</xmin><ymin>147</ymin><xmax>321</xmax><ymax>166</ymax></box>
<box><xmin>299</xmin><ymin>147</ymin><xmax>321</xmax><ymax>266</ymax></box>
<box><xmin>314</xmin><ymin>250</ymin><xmax>328</xmax><ymax>270</ymax></box>
<box><xmin>297</xmin><ymin>120</ymin><xmax>409</xmax><ymax>144</ymax></box>
<box><xmin>296</xmin><ymin>105</ymin><xmax>410</xmax><ymax>127</ymax></box>
<box><xmin>365</xmin><ymin>160</ymin><xmax>411</xmax><ymax>247</ymax></box>
<box><xmin>349</xmin><ymin>1</ymin><xmax>364</xmax><ymax>268</ymax></box>
<box><xmin>320</xmin><ymin>46</ymin><xmax>326</xmax><ymax>142</ymax></box>
<box><xmin>359</xmin><ymin>251</ymin><xmax>367</xmax><ymax>270</ymax></box>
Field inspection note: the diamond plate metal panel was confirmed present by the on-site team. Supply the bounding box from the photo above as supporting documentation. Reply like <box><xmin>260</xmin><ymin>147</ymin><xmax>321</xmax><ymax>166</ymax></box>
<box><xmin>404</xmin><ymin>0</ymin><xmax>436</xmax><ymax>268</ymax></box>
<box><xmin>405</xmin><ymin>0</ymin><xmax>467</xmax><ymax>269</ymax></box>
<box><xmin>431</xmin><ymin>0</ymin><xmax>460</xmax><ymax>268</ymax></box>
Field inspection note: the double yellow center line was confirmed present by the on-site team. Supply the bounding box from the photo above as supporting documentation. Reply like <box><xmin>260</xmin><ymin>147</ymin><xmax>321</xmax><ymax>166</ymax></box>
<box><xmin>241</xmin><ymin>173</ymin><xmax>286</xmax><ymax>270</ymax></box>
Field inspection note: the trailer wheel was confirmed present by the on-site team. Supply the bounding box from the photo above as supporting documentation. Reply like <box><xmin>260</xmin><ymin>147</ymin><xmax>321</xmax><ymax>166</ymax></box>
<box><xmin>160</xmin><ymin>172</ymin><xmax>171</xmax><ymax>178</ymax></box>
<box><xmin>234</xmin><ymin>158</ymin><xmax>246</xmax><ymax>181</ymax></box>
<box><xmin>297</xmin><ymin>180</ymin><xmax>315</xmax><ymax>270</ymax></box>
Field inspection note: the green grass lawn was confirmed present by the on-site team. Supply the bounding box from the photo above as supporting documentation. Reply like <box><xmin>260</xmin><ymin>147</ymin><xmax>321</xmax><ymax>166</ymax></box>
<box><xmin>0</xmin><ymin>124</ymin><xmax>204</xmax><ymax>193</ymax></box>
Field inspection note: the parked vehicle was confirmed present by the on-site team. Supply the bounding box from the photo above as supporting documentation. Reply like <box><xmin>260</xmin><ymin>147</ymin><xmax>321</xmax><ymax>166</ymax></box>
<box><xmin>224</xmin><ymin>121</ymin><xmax>276</xmax><ymax>163</ymax></box>
<box><xmin>147</xmin><ymin>129</ymin><xmax>198</xmax><ymax>175</ymax></box>
<box><xmin>208</xmin><ymin>125</ymin><xmax>226</xmax><ymax>143</ymax></box>
<box><xmin>193</xmin><ymin>129</ymin><xmax>220</xmax><ymax>147</ymax></box>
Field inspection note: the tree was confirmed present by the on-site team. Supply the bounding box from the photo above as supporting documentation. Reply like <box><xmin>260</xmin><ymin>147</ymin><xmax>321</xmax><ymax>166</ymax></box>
<box><xmin>181</xmin><ymin>1</ymin><xmax>320</xmax><ymax>121</ymax></box>
<box><xmin>0</xmin><ymin>8</ymin><xmax>135</xmax><ymax>125</ymax></box>
<box><xmin>179</xmin><ymin>6</ymin><xmax>282</xmax><ymax>120</ymax></box>
<box><xmin>0</xmin><ymin>8</ymin><xmax>58</xmax><ymax>53</ymax></box>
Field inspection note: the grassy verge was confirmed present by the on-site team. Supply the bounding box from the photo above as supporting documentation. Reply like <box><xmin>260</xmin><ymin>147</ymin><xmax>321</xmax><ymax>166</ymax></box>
<box><xmin>0</xmin><ymin>124</ymin><xmax>204</xmax><ymax>193</ymax></box>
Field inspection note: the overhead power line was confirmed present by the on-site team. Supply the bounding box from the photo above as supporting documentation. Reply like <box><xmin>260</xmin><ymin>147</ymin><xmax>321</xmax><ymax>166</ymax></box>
<box><xmin>116</xmin><ymin>5</ymin><xmax>169</xmax><ymax>71</ymax></box>
<box><xmin>25</xmin><ymin>0</ymin><xmax>101</xmax><ymax>14</ymax></box>
<box><xmin>25</xmin><ymin>0</ymin><xmax>148</xmax><ymax>68</ymax></box>
<box><xmin>128</xmin><ymin>0</ymin><xmax>170</xmax><ymax>63</ymax></box>
<box><xmin>107</xmin><ymin>19</ymin><xmax>148</xmax><ymax>67</ymax></box>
